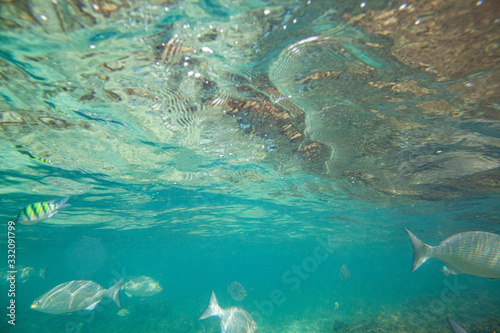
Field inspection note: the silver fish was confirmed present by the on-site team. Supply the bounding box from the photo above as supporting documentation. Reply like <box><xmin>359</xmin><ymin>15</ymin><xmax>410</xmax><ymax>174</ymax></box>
<box><xmin>121</xmin><ymin>275</ymin><xmax>162</xmax><ymax>297</ymax></box>
<box><xmin>16</xmin><ymin>197</ymin><xmax>70</xmax><ymax>225</ymax></box>
<box><xmin>199</xmin><ymin>290</ymin><xmax>258</xmax><ymax>333</ymax></box>
<box><xmin>31</xmin><ymin>278</ymin><xmax>123</xmax><ymax>314</ymax></box>
<box><xmin>405</xmin><ymin>229</ymin><xmax>500</xmax><ymax>279</ymax></box>
<box><xmin>228</xmin><ymin>281</ymin><xmax>247</xmax><ymax>301</ymax></box>
<box><xmin>339</xmin><ymin>264</ymin><xmax>351</xmax><ymax>280</ymax></box>
<box><xmin>447</xmin><ymin>318</ymin><xmax>468</xmax><ymax>333</ymax></box>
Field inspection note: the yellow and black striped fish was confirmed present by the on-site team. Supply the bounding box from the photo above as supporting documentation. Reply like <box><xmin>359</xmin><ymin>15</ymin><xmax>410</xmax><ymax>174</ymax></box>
<box><xmin>405</xmin><ymin>228</ymin><xmax>500</xmax><ymax>280</ymax></box>
<box><xmin>16</xmin><ymin>198</ymin><xmax>70</xmax><ymax>225</ymax></box>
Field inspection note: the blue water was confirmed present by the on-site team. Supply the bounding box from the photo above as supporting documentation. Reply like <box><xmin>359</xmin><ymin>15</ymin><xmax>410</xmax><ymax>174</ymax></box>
<box><xmin>1</xmin><ymin>0</ymin><xmax>499</xmax><ymax>332</ymax></box>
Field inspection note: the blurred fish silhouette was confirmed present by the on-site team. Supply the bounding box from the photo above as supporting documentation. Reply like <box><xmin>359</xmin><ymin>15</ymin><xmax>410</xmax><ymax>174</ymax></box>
<box><xmin>447</xmin><ymin>318</ymin><xmax>468</xmax><ymax>333</ymax></box>
<box><xmin>121</xmin><ymin>275</ymin><xmax>163</xmax><ymax>297</ymax></box>
<box><xmin>441</xmin><ymin>265</ymin><xmax>456</xmax><ymax>276</ymax></box>
<box><xmin>16</xmin><ymin>197</ymin><xmax>70</xmax><ymax>225</ymax></box>
<box><xmin>31</xmin><ymin>278</ymin><xmax>123</xmax><ymax>314</ymax></box>
<box><xmin>405</xmin><ymin>229</ymin><xmax>500</xmax><ymax>279</ymax></box>
<box><xmin>117</xmin><ymin>308</ymin><xmax>130</xmax><ymax>317</ymax></box>
<box><xmin>199</xmin><ymin>290</ymin><xmax>258</xmax><ymax>333</ymax></box>
<box><xmin>227</xmin><ymin>281</ymin><xmax>247</xmax><ymax>301</ymax></box>
<box><xmin>17</xmin><ymin>265</ymin><xmax>48</xmax><ymax>283</ymax></box>
<box><xmin>333</xmin><ymin>301</ymin><xmax>340</xmax><ymax>311</ymax></box>
<box><xmin>339</xmin><ymin>264</ymin><xmax>351</xmax><ymax>280</ymax></box>
<box><xmin>1</xmin><ymin>265</ymin><xmax>47</xmax><ymax>284</ymax></box>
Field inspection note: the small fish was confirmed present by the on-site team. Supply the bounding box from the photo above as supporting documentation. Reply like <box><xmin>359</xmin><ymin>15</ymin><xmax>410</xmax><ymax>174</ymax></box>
<box><xmin>333</xmin><ymin>301</ymin><xmax>340</xmax><ymax>311</ymax></box>
<box><xmin>0</xmin><ymin>265</ymin><xmax>47</xmax><ymax>284</ymax></box>
<box><xmin>17</xmin><ymin>265</ymin><xmax>48</xmax><ymax>283</ymax></box>
<box><xmin>447</xmin><ymin>318</ymin><xmax>468</xmax><ymax>333</ymax></box>
<box><xmin>339</xmin><ymin>264</ymin><xmax>350</xmax><ymax>280</ymax></box>
<box><xmin>31</xmin><ymin>278</ymin><xmax>123</xmax><ymax>314</ymax></box>
<box><xmin>441</xmin><ymin>265</ymin><xmax>457</xmax><ymax>276</ymax></box>
<box><xmin>121</xmin><ymin>276</ymin><xmax>162</xmax><ymax>297</ymax></box>
<box><xmin>16</xmin><ymin>197</ymin><xmax>70</xmax><ymax>225</ymax></box>
<box><xmin>117</xmin><ymin>308</ymin><xmax>130</xmax><ymax>317</ymax></box>
<box><xmin>405</xmin><ymin>229</ymin><xmax>500</xmax><ymax>279</ymax></box>
<box><xmin>199</xmin><ymin>290</ymin><xmax>258</xmax><ymax>333</ymax></box>
<box><xmin>228</xmin><ymin>281</ymin><xmax>247</xmax><ymax>301</ymax></box>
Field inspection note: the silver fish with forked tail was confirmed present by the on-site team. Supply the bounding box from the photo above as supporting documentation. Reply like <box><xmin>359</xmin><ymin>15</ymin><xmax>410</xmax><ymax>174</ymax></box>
<box><xmin>405</xmin><ymin>229</ymin><xmax>500</xmax><ymax>279</ymax></box>
<box><xmin>199</xmin><ymin>290</ymin><xmax>258</xmax><ymax>333</ymax></box>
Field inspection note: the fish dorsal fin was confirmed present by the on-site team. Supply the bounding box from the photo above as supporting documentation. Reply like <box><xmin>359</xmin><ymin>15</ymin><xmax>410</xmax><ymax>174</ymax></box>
<box><xmin>85</xmin><ymin>301</ymin><xmax>99</xmax><ymax>311</ymax></box>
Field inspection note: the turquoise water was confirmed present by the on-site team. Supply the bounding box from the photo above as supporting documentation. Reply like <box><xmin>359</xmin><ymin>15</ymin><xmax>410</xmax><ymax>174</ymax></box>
<box><xmin>1</xmin><ymin>0</ymin><xmax>499</xmax><ymax>332</ymax></box>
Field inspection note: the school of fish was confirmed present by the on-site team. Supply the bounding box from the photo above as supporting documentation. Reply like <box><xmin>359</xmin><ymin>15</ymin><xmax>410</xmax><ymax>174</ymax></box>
<box><xmin>9</xmin><ymin>198</ymin><xmax>499</xmax><ymax>332</ymax></box>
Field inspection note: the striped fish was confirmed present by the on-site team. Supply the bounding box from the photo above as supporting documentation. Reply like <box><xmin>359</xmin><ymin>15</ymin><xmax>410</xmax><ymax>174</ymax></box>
<box><xmin>16</xmin><ymin>197</ymin><xmax>70</xmax><ymax>225</ymax></box>
<box><xmin>405</xmin><ymin>229</ymin><xmax>500</xmax><ymax>279</ymax></box>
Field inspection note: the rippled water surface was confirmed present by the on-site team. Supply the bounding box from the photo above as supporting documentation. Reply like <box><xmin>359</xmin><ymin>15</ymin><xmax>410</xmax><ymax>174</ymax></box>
<box><xmin>1</xmin><ymin>0</ymin><xmax>499</xmax><ymax>332</ymax></box>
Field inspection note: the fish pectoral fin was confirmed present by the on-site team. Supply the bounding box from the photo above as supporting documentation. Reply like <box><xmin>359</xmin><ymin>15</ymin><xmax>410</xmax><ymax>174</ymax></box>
<box><xmin>85</xmin><ymin>302</ymin><xmax>99</xmax><ymax>311</ymax></box>
<box><xmin>125</xmin><ymin>291</ymin><xmax>132</xmax><ymax>297</ymax></box>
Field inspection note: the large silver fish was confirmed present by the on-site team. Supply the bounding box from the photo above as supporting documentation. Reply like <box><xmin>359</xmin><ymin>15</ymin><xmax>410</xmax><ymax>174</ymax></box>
<box><xmin>405</xmin><ymin>229</ymin><xmax>500</xmax><ymax>279</ymax></box>
<box><xmin>16</xmin><ymin>197</ymin><xmax>70</xmax><ymax>225</ymax></box>
<box><xmin>199</xmin><ymin>290</ymin><xmax>258</xmax><ymax>333</ymax></box>
<box><xmin>31</xmin><ymin>278</ymin><xmax>123</xmax><ymax>314</ymax></box>
<box><xmin>227</xmin><ymin>281</ymin><xmax>247</xmax><ymax>301</ymax></box>
<box><xmin>121</xmin><ymin>275</ymin><xmax>162</xmax><ymax>297</ymax></box>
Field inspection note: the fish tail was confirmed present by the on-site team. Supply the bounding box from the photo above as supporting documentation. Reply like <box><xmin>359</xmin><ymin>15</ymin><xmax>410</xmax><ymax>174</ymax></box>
<box><xmin>405</xmin><ymin>228</ymin><xmax>433</xmax><ymax>272</ymax></box>
<box><xmin>106</xmin><ymin>278</ymin><xmax>124</xmax><ymax>308</ymax></box>
<box><xmin>54</xmin><ymin>197</ymin><xmax>71</xmax><ymax>210</ymax></box>
<box><xmin>199</xmin><ymin>290</ymin><xmax>221</xmax><ymax>320</ymax></box>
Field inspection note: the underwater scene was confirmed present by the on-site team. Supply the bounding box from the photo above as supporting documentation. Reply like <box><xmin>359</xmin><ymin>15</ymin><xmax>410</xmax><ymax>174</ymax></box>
<box><xmin>0</xmin><ymin>0</ymin><xmax>499</xmax><ymax>332</ymax></box>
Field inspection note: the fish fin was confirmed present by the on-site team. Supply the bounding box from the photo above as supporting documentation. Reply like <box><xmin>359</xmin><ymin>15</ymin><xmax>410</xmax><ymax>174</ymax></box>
<box><xmin>55</xmin><ymin>197</ymin><xmax>71</xmax><ymax>210</ymax></box>
<box><xmin>447</xmin><ymin>317</ymin><xmax>468</xmax><ymax>333</ymax></box>
<box><xmin>487</xmin><ymin>278</ymin><xmax>500</xmax><ymax>281</ymax></box>
<box><xmin>85</xmin><ymin>301</ymin><xmax>99</xmax><ymax>311</ymax></box>
<box><xmin>47</xmin><ymin>211</ymin><xmax>58</xmax><ymax>219</ymax></box>
<box><xmin>125</xmin><ymin>291</ymin><xmax>132</xmax><ymax>297</ymax></box>
<box><xmin>106</xmin><ymin>278</ymin><xmax>124</xmax><ymax>308</ymax></box>
<box><xmin>199</xmin><ymin>290</ymin><xmax>221</xmax><ymax>320</ymax></box>
<box><xmin>405</xmin><ymin>228</ymin><xmax>432</xmax><ymax>272</ymax></box>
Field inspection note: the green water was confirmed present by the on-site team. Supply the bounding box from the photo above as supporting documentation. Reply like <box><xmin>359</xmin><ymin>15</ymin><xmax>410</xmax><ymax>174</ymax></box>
<box><xmin>1</xmin><ymin>0</ymin><xmax>499</xmax><ymax>332</ymax></box>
